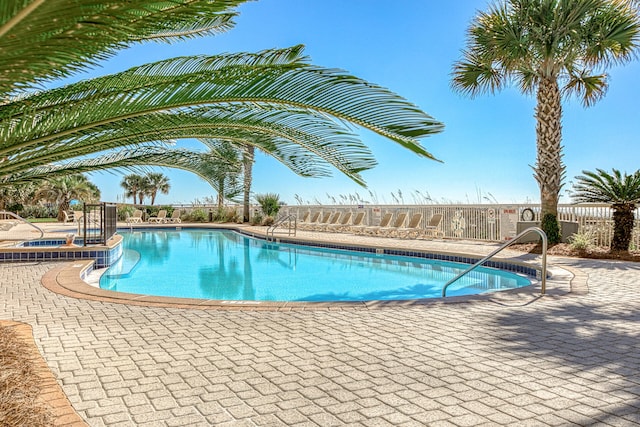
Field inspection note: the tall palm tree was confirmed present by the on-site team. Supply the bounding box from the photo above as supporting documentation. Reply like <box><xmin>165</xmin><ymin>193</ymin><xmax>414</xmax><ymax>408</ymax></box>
<box><xmin>452</xmin><ymin>0</ymin><xmax>639</xmax><ymax>242</ymax></box>
<box><xmin>0</xmin><ymin>1</ymin><xmax>444</xmax><ymax>202</ymax></box>
<box><xmin>572</xmin><ymin>168</ymin><xmax>640</xmax><ymax>252</ymax></box>
<box><xmin>202</xmin><ymin>141</ymin><xmax>243</xmax><ymax>209</ymax></box>
<box><xmin>146</xmin><ymin>172</ymin><xmax>171</xmax><ymax>205</ymax></box>
<box><xmin>242</xmin><ymin>144</ymin><xmax>255</xmax><ymax>222</ymax></box>
<box><xmin>137</xmin><ymin>175</ymin><xmax>151</xmax><ymax>205</ymax></box>
<box><xmin>120</xmin><ymin>174</ymin><xmax>145</xmax><ymax>204</ymax></box>
<box><xmin>35</xmin><ymin>174</ymin><xmax>100</xmax><ymax>221</ymax></box>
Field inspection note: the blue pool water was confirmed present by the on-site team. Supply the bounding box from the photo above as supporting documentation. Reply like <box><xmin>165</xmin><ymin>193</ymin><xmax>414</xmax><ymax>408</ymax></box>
<box><xmin>100</xmin><ymin>229</ymin><xmax>531</xmax><ymax>301</ymax></box>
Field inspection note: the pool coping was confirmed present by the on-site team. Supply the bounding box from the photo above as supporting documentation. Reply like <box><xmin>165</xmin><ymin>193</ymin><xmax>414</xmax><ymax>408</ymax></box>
<box><xmin>41</xmin><ymin>224</ymin><xmax>582</xmax><ymax>311</ymax></box>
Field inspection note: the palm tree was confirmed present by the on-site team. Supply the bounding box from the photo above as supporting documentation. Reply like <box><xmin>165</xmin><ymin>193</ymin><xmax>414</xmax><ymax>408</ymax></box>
<box><xmin>452</xmin><ymin>0</ymin><xmax>639</xmax><ymax>242</ymax></box>
<box><xmin>202</xmin><ymin>141</ymin><xmax>243</xmax><ymax>209</ymax></box>
<box><xmin>572</xmin><ymin>169</ymin><xmax>640</xmax><ymax>252</ymax></box>
<box><xmin>0</xmin><ymin>1</ymin><xmax>443</xmax><ymax>204</ymax></box>
<box><xmin>35</xmin><ymin>175</ymin><xmax>100</xmax><ymax>221</ymax></box>
<box><xmin>146</xmin><ymin>172</ymin><xmax>171</xmax><ymax>205</ymax></box>
<box><xmin>242</xmin><ymin>144</ymin><xmax>255</xmax><ymax>222</ymax></box>
<box><xmin>120</xmin><ymin>174</ymin><xmax>145</xmax><ymax>204</ymax></box>
<box><xmin>137</xmin><ymin>175</ymin><xmax>151</xmax><ymax>205</ymax></box>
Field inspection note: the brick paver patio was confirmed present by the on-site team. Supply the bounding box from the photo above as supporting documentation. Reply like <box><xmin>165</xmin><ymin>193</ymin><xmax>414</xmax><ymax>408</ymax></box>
<box><xmin>2</xmin><ymin>228</ymin><xmax>640</xmax><ymax>426</ymax></box>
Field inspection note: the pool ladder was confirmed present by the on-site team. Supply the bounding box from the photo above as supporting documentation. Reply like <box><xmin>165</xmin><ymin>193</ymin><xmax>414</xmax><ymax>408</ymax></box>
<box><xmin>441</xmin><ymin>227</ymin><xmax>547</xmax><ymax>297</ymax></box>
<box><xmin>266</xmin><ymin>214</ymin><xmax>297</xmax><ymax>241</ymax></box>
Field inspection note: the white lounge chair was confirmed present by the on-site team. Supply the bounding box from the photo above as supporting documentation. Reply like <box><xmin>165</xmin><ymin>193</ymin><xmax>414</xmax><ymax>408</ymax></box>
<box><xmin>378</xmin><ymin>212</ymin><xmax>408</xmax><ymax>237</ymax></box>
<box><xmin>308</xmin><ymin>212</ymin><xmax>332</xmax><ymax>231</ymax></box>
<box><xmin>299</xmin><ymin>212</ymin><xmax>322</xmax><ymax>231</ymax></box>
<box><xmin>325</xmin><ymin>211</ymin><xmax>353</xmax><ymax>232</ymax></box>
<box><xmin>297</xmin><ymin>211</ymin><xmax>310</xmax><ymax>226</ymax></box>
<box><xmin>396</xmin><ymin>213</ymin><xmax>423</xmax><ymax>239</ymax></box>
<box><xmin>345</xmin><ymin>212</ymin><xmax>366</xmax><ymax>233</ymax></box>
<box><xmin>166</xmin><ymin>210</ymin><xmax>181</xmax><ymax>223</ymax></box>
<box><xmin>149</xmin><ymin>210</ymin><xmax>167</xmax><ymax>223</ymax></box>
<box><xmin>420</xmin><ymin>213</ymin><xmax>444</xmax><ymax>239</ymax></box>
<box><xmin>126</xmin><ymin>209</ymin><xmax>144</xmax><ymax>224</ymax></box>
<box><xmin>357</xmin><ymin>212</ymin><xmax>393</xmax><ymax>235</ymax></box>
<box><xmin>63</xmin><ymin>211</ymin><xmax>76</xmax><ymax>223</ymax></box>
<box><xmin>316</xmin><ymin>211</ymin><xmax>341</xmax><ymax>232</ymax></box>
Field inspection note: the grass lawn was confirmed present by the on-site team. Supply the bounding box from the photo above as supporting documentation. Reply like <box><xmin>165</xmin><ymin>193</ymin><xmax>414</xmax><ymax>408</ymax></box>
<box><xmin>27</xmin><ymin>218</ymin><xmax>58</xmax><ymax>223</ymax></box>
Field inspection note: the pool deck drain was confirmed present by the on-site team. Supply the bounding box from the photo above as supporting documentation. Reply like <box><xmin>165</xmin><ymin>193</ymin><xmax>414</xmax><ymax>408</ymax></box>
<box><xmin>2</xmin><ymin>222</ymin><xmax>640</xmax><ymax>426</ymax></box>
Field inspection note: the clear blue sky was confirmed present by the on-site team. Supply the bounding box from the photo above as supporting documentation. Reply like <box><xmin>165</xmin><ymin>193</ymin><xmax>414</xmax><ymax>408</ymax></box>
<box><xmin>71</xmin><ymin>0</ymin><xmax>640</xmax><ymax>205</ymax></box>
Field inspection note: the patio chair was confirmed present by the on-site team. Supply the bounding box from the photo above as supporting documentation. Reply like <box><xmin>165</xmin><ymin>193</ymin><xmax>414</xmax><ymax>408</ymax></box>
<box><xmin>345</xmin><ymin>212</ymin><xmax>366</xmax><ymax>233</ymax></box>
<box><xmin>315</xmin><ymin>211</ymin><xmax>341</xmax><ymax>231</ymax></box>
<box><xmin>166</xmin><ymin>210</ymin><xmax>181</xmax><ymax>224</ymax></box>
<box><xmin>126</xmin><ymin>209</ymin><xmax>144</xmax><ymax>224</ymax></box>
<box><xmin>149</xmin><ymin>209</ymin><xmax>167</xmax><ymax>223</ymax></box>
<box><xmin>325</xmin><ymin>211</ymin><xmax>353</xmax><ymax>232</ymax></box>
<box><xmin>420</xmin><ymin>213</ymin><xmax>444</xmax><ymax>239</ymax></box>
<box><xmin>357</xmin><ymin>212</ymin><xmax>393</xmax><ymax>235</ymax></box>
<box><xmin>378</xmin><ymin>212</ymin><xmax>408</xmax><ymax>237</ymax></box>
<box><xmin>396</xmin><ymin>213</ymin><xmax>424</xmax><ymax>239</ymax></box>
<box><xmin>62</xmin><ymin>211</ymin><xmax>75</xmax><ymax>223</ymax></box>
<box><xmin>299</xmin><ymin>211</ymin><xmax>321</xmax><ymax>231</ymax></box>
<box><xmin>297</xmin><ymin>211</ymin><xmax>310</xmax><ymax>226</ymax></box>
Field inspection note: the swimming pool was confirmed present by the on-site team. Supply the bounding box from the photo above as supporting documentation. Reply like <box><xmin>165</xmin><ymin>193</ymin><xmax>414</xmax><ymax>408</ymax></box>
<box><xmin>100</xmin><ymin>229</ymin><xmax>532</xmax><ymax>302</ymax></box>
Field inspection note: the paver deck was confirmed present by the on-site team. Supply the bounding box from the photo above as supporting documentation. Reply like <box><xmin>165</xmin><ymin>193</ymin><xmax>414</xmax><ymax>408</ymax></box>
<box><xmin>2</xmin><ymin>224</ymin><xmax>640</xmax><ymax>426</ymax></box>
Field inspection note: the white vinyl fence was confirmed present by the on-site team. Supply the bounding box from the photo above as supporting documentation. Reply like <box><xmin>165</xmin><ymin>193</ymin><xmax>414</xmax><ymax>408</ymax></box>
<box><xmin>280</xmin><ymin>203</ymin><xmax>637</xmax><ymax>247</ymax></box>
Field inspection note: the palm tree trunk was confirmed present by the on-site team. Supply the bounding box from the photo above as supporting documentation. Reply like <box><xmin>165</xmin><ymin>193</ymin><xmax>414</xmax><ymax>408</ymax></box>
<box><xmin>58</xmin><ymin>199</ymin><xmax>70</xmax><ymax>222</ymax></box>
<box><xmin>217</xmin><ymin>179</ymin><xmax>225</xmax><ymax>210</ymax></box>
<box><xmin>612</xmin><ymin>203</ymin><xmax>635</xmax><ymax>252</ymax></box>
<box><xmin>534</xmin><ymin>77</ymin><xmax>565</xmax><ymax>241</ymax></box>
<box><xmin>242</xmin><ymin>144</ymin><xmax>254</xmax><ymax>223</ymax></box>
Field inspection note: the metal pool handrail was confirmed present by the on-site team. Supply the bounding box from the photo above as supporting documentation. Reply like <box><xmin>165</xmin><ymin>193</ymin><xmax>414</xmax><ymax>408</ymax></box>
<box><xmin>266</xmin><ymin>214</ymin><xmax>297</xmax><ymax>241</ymax></box>
<box><xmin>0</xmin><ymin>211</ymin><xmax>44</xmax><ymax>240</ymax></box>
<box><xmin>441</xmin><ymin>227</ymin><xmax>548</xmax><ymax>297</ymax></box>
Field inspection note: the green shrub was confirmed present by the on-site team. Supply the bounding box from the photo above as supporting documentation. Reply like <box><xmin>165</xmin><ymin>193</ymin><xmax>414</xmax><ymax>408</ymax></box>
<box><xmin>262</xmin><ymin>216</ymin><xmax>275</xmax><ymax>226</ymax></box>
<box><xmin>187</xmin><ymin>208</ymin><xmax>207</xmax><ymax>222</ymax></box>
<box><xmin>541</xmin><ymin>213</ymin><xmax>561</xmax><ymax>245</ymax></box>
<box><xmin>250</xmin><ymin>212</ymin><xmax>263</xmax><ymax>226</ymax></box>
<box><xmin>568</xmin><ymin>231</ymin><xmax>594</xmax><ymax>252</ymax></box>
<box><xmin>19</xmin><ymin>204</ymin><xmax>56</xmax><ymax>219</ymax></box>
<box><xmin>117</xmin><ymin>205</ymin><xmax>135</xmax><ymax>221</ymax></box>
<box><xmin>255</xmin><ymin>193</ymin><xmax>281</xmax><ymax>217</ymax></box>
<box><xmin>211</xmin><ymin>207</ymin><xmax>239</xmax><ymax>223</ymax></box>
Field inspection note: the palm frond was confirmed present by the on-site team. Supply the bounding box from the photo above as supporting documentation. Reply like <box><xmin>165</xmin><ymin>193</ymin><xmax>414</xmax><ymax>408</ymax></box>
<box><xmin>572</xmin><ymin>168</ymin><xmax>640</xmax><ymax>204</ymax></box>
<box><xmin>0</xmin><ymin>105</ymin><xmax>375</xmax><ymax>183</ymax></box>
<box><xmin>2</xmin><ymin>146</ymin><xmax>227</xmax><ymax>188</ymax></box>
<box><xmin>0</xmin><ymin>0</ymin><xmax>250</xmax><ymax>94</ymax></box>
<box><xmin>0</xmin><ymin>46</ymin><xmax>442</xmax><ymax>159</ymax></box>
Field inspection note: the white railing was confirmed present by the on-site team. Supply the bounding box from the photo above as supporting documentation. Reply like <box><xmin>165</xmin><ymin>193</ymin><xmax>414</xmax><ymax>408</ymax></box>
<box><xmin>115</xmin><ymin>202</ymin><xmax>633</xmax><ymax>247</ymax></box>
<box><xmin>0</xmin><ymin>211</ymin><xmax>44</xmax><ymax>241</ymax></box>
<box><xmin>280</xmin><ymin>203</ymin><xmax>635</xmax><ymax>246</ymax></box>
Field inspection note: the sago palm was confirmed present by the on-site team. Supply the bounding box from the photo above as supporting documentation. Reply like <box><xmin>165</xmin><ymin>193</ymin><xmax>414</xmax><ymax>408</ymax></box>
<box><xmin>0</xmin><ymin>1</ymin><xmax>444</xmax><ymax>219</ymax></box>
<box><xmin>452</xmin><ymin>0</ymin><xmax>639</xmax><ymax>242</ymax></box>
<box><xmin>572</xmin><ymin>168</ymin><xmax>640</xmax><ymax>252</ymax></box>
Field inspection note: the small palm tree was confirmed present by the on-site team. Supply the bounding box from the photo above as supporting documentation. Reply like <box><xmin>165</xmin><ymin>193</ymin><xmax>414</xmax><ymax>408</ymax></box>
<box><xmin>256</xmin><ymin>193</ymin><xmax>281</xmax><ymax>217</ymax></box>
<box><xmin>572</xmin><ymin>169</ymin><xmax>640</xmax><ymax>252</ymax></box>
<box><xmin>452</xmin><ymin>0</ymin><xmax>640</xmax><ymax>242</ymax></box>
<box><xmin>36</xmin><ymin>175</ymin><xmax>100</xmax><ymax>221</ymax></box>
<box><xmin>120</xmin><ymin>174</ymin><xmax>145</xmax><ymax>204</ymax></box>
<box><xmin>146</xmin><ymin>172</ymin><xmax>171</xmax><ymax>205</ymax></box>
